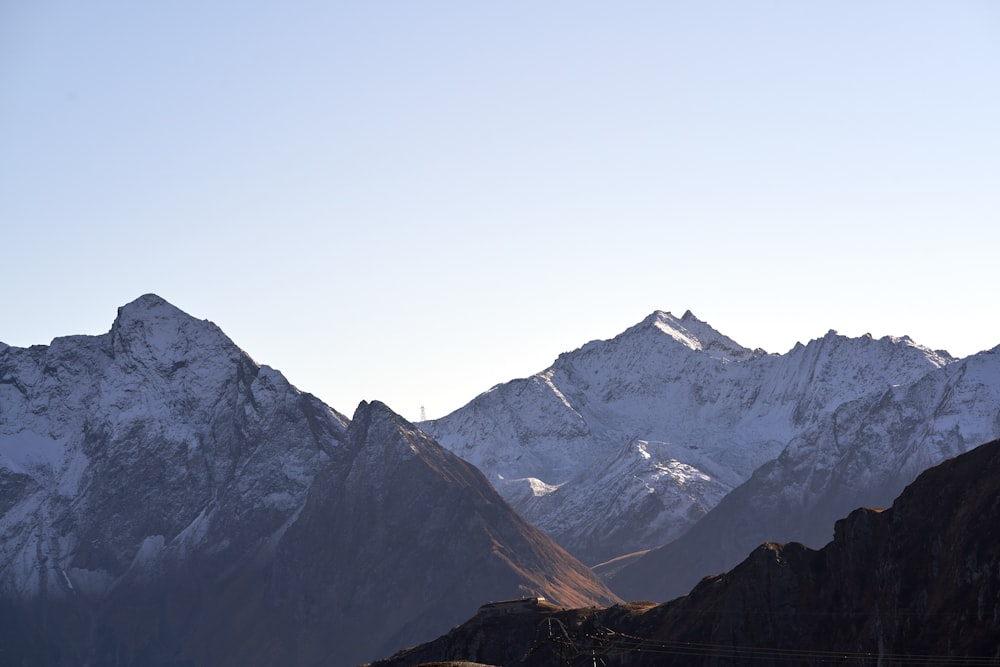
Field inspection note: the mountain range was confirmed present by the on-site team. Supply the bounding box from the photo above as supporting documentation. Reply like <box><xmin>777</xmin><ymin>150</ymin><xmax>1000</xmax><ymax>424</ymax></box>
<box><xmin>3</xmin><ymin>295</ymin><xmax>998</xmax><ymax>666</ymax></box>
<box><xmin>422</xmin><ymin>310</ymin><xmax>977</xmax><ymax>566</ymax></box>
<box><xmin>0</xmin><ymin>295</ymin><xmax>617</xmax><ymax>667</ymax></box>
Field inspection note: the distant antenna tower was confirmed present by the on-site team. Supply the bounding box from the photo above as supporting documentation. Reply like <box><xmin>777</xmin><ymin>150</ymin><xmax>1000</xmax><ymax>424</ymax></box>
<box><xmin>420</xmin><ymin>405</ymin><xmax>426</xmax><ymax>421</ymax></box>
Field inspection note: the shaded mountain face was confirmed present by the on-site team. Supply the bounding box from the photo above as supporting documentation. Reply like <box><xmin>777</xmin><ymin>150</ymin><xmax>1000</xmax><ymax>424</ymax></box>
<box><xmin>0</xmin><ymin>295</ymin><xmax>618</xmax><ymax>667</ymax></box>
<box><xmin>424</xmin><ymin>310</ymin><xmax>954</xmax><ymax>563</ymax></box>
<box><xmin>610</xmin><ymin>346</ymin><xmax>1000</xmax><ymax>601</ymax></box>
<box><xmin>0</xmin><ymin>294</ymin><xmax>348</xmax><ymax>602</ymax></box>
<box><xmin>373</xmin><ymin>439</ymin><xmax>1000</xmax><ymax>666</ymax></box>
<box><xmin>263</xmin><ymin>400</ymin><xmax>621</xmax><ymax>666</ymax></box>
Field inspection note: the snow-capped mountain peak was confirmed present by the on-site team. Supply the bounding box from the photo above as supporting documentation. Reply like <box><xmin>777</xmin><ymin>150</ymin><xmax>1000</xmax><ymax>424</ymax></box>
<box><xmin>425</xmin><ymin>310</ymin><xmax>966</xmax><ymax>564</ymax></box>
<box><xmin>110</xmin><ymin>293</ymin><xmax>240</xmax><ymax>371</ymax></box>
<box><xmin>637</xmin><ymin>310</ymin><xmax>755</xmax><ymax>361</ymax></box>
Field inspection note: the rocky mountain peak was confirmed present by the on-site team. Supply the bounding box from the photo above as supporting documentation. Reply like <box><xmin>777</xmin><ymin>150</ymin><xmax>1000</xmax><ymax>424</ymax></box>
<box><xmin>349</xmin><ymin>399</ymin><xmax>411</xmax><ymax>440</ymax></box>
<box><xmin>426</xmin><ymin>307</ymin><xmax>973</xmax><ymax>566</ymax></box>
<box><xmin>347</xmin><ymin>399</ymin><xmax>453</xmax><ymax>472</ymax></box>
<box><xmin>108</xmin><ymin>293</ymin><xmax>244</xmax><ymax>380</ymax></box>
<box><xmin>112</xmin><ymin>293</ymin><xmax>203</xmax><ymax>337</ymax></box>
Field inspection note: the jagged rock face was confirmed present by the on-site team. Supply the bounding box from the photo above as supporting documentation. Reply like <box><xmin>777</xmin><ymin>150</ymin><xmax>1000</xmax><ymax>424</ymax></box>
<box><xmin>0</xmin><ymin>294</ymin><xmax>348</xmax><ymax>601</ymax></box>
<box><xmin>373</xmin><ymin>439</ymin><xmax>1000</xmax><ymax>666</ymax></box>
<box><xmin>0</xmin><ymin>296</ymin><xmax>618</xmax><ymax>667</ymax></box>
<box><xmin>425</xmin><ymin>311</ymin><xmax>954</xmax><ymax>563</ymax></box>
<box><xmin>610</xmin><ymin>346</ymin><xmax>1000</xmax><ymax>601</ymax></box>
<box><xmin>0</xmin><ymin>295</ymin><xmax>350</xmax><ymax>664</ymax></box>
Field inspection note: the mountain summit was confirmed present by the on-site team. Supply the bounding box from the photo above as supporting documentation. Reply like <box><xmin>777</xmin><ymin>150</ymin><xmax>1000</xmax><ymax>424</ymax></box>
<box><xmin>643</xmin><ymin>310</ymin><xmax>757</xmax><ymax>360</ymax></box>
<box><xmin>424</xmin><ymin>310</ymin><xmax>954</xmax><ymax>563</ymax></box>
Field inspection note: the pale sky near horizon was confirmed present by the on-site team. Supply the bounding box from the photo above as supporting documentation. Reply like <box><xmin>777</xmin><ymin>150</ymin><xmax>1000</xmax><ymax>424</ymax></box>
<box><xmin>2</xmin><ymin>2</ymin><xmax>998</xmax><ymax>421</ymax></box>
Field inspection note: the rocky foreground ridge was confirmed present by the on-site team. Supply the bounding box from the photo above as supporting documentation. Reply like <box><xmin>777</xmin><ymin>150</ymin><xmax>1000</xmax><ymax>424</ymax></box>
<box><xmin>372</xmin><ymin>438</ymin><xmax>1000</xmax><ymax>666</ymax></box>
<box><xmin>0</xmin><ymin>295</ymin><xmax>617</xmax><ymax>667</ymax></box>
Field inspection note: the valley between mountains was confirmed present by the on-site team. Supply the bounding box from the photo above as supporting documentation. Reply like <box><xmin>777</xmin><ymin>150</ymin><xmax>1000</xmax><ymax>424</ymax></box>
<box><xmin>1</xmin><ymin>294</ymin><xmax>998</xmax><ymax>666</ymax></box>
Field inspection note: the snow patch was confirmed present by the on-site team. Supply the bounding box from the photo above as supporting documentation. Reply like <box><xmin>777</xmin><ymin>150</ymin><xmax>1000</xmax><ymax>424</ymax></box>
<box><xmin>540</xmin><ymin>369</ymin><xmax>575</xmax><ymax>411</ymax></box>
<box><xmin>635</xmin><ymin>442</ymin><xmax>652</xmax><ymax>461</ymax></box>
<box><xmin>652</xmin><ymin>458</ymin><xmax>712</xmax><ymax>487</ymax></box>
<box><xmin>0</xmin><ymin>432</ymin><xmax>67</xmax><ymax>475</ymax></box>
<box><xmin>524</xmin><ymin>477</ymin><xmax>560</xmax><ymax>497</ymax></box>
<box><xmin>653</xmin><ymin>319</ymin><xmax>702</xmax><ymax>351</ymax></box>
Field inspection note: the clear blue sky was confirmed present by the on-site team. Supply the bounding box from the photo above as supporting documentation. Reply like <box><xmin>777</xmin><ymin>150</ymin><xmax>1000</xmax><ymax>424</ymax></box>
<box><xmin>3</xmin><ymin>1</ymin><xmax>998</xmax><ymax>420</ymax></box>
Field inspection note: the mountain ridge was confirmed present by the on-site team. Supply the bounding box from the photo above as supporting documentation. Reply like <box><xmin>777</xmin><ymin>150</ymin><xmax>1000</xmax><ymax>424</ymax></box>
<box><xmin>424</xmin><ymin>309</ymin><xmax>956</xmax><ymax>563</ymax></box>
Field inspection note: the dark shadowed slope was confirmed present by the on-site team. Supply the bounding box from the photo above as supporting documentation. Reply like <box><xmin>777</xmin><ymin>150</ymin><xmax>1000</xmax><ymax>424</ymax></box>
<box><xmin>263</xmin><ymin>400</ymin><xmax>621</xmax><ymax>666</ymax></box>
<box><xmin>372</xmin><ymin>438</ymin><xmax>1000</xmax><ymax>666</ymax></box>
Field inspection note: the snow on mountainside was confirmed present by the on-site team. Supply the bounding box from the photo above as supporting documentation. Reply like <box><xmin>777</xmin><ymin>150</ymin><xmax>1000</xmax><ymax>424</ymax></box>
<box><xmin>424</xmin><ymin>310</ymin><xmax>955</xmax><ymax>564</ymax></box>
<box><xmin>520</xmin><ymin>438</ymin><xmax>731</xmax><ymax>561</ymax></box>
<box><xmin>0</xmin><ymin>294</ymin><xmax>349</xmax><ymax>599</ymax></box>
<box><xmin>611</xmin><ymin>344</ymin><xmax>1000</xmax><ymax>602</ymax></box>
